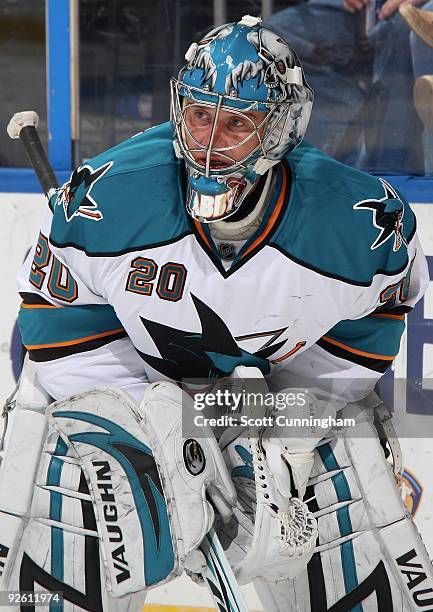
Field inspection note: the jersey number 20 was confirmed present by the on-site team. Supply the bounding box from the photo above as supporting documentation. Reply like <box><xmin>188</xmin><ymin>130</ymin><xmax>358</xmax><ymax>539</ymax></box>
<box><xmin>29</xmin><ymin>232</ymin><xmax>78</xmax><ymax>303</ymax></box>
<box><xmin>126</xmin><ymin>257</ymin><xmax>187</xmax><ymax>302</ymax></box>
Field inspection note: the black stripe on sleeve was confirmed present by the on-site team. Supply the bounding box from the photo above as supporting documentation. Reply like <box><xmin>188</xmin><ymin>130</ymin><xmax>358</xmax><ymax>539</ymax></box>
<box><xmin>316</xmin><ymin>338</ymin><xmax>391</xmax><ymax>373</ymax></box>
<box><xmin>19</xmin><ymin>292</ymin><xmax>55</xmax><ymax>306</ymax></box>
<box><xmin>28</xmin><ymin>330</ymin><xmax>127</xmax><ymax>362</ymax></box>
<box><xmin>370</xmin><ymin>305</ymin><xmax>412</xmax><ymax>316</ymax></box>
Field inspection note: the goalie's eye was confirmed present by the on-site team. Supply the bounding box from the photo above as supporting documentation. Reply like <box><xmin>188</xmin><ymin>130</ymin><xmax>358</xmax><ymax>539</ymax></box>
<box><xmin>276</xmin><ymin>61</ymin><xmax>286</xmax><ymax>74</ymax></box>
<box><xmin>226</xmin><ymin>115</ymin><xmax>250</xmax><ymax>131</ymax></box>
<box><xmin>188</xmin><ymin>108</ymin><xmax>213</xmax><ymax>128</ymax></box>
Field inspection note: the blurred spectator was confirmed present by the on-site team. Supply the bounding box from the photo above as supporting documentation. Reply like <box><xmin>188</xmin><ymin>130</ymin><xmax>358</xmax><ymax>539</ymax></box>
<box><xmin>400</xmin><ymin>2</ymin><xmax>433</xmax><ymax>172</ymax></box>
<box><xmin>265</xmin><ymin>0</ymin><xmax>426</xmax><ymax>174</ymax></box>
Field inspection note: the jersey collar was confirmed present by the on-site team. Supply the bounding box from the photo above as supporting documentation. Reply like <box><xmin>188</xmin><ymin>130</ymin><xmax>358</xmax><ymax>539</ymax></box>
<box><xmin>192</xmin><ymin>160</ymin><xmax>291</xmax><ymax>277</ymax></box>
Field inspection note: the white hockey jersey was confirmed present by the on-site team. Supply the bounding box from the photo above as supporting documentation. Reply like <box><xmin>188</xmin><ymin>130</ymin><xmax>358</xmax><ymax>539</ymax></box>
<box><xmin>17</xmin><ymin>123</ymin><xmax>429</xmax><ymax>402</ymax></box>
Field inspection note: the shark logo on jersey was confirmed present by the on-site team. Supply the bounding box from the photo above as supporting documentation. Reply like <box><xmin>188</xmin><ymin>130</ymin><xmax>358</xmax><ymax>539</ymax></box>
<box><xmin>55</xmin><ymin>161</ymin><xmax>113</xmax><ymax>222</ymax></box>
<box><xmin>353</xmin><ymin>178</ymin><xmax>406</xmax><ymax>252</ymax></box>
<box><xmin>136</xmin><ymin>293</ymin><xmax>289</xmax><ymax>381</ymax></box>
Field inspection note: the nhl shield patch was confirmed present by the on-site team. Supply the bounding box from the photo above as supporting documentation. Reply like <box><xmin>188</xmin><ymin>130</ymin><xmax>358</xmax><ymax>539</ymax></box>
<box><xmin>217</xmin><ymin>242</ymin><xmax>236</xmax><ymax>260</ymax></box>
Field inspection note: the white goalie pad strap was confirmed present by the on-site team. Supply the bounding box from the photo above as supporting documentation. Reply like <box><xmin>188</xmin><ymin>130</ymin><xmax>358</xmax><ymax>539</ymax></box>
<box><xmin>0</xmin><ymin>409</ymin><xmax>47</xmax><ymax>516</ymax></box>
<box><xmin>14</xmin><ymin>355</ymin><xmax>52</xmax><ymax>409</ymax></box>
<box><xmin>0</xmin><ymin>408</ymin><xmax>48</xmax><ymax>592</ymax></box>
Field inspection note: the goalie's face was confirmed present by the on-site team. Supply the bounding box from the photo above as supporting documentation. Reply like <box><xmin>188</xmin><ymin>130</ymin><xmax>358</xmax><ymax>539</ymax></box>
<box><xmin>182</xmin><ymin>101</ymin><xmax>268</xmax><ymax>174</ymax></box>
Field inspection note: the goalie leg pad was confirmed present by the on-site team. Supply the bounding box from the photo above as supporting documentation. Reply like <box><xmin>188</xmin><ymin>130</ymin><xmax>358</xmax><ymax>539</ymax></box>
<box><xmin>253</xmin><ymin>418</ymin><xmax>433</xmax><ymax>611</ymax></box>
<box><xmin>2</xmin><ymin>383</ymin><xmax>236</xmax><ymax>610</ymax></box>
<box><xmin>1</xmin><ymin>410</ymin><xmax>118</xmax><ymax>610</ymax></box>
<box><xmin>42</xmin><ymin>384</ymin><xmax>235</xmax><ymax>599</ymax></box>
<box><xmin>47</xmin><ymin>386</ymin><xmax>177</xmax><ymax>597</ymax></box>
<box><xmin>0</xmin><ymin>408</ymin><xmax>48</xmax><ymax>589</ymax></box>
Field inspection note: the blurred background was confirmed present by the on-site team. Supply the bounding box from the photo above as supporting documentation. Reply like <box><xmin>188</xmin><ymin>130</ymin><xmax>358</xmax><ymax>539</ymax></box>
<box><xmin>1</xmin><ymin>0</ymin><xmax>433</xmax><ymax>175</ymax></box>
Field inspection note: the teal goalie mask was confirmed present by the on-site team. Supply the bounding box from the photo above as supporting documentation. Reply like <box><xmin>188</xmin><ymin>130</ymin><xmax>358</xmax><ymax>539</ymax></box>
<box><xmin>170</xmin><ymin>15</ymin><xmax>314</xmax><ymax>222</ymax></box>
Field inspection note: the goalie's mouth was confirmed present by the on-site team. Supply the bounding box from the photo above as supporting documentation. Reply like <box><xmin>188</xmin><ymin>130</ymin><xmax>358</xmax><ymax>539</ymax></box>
<box><xmin>196</xmin><ymin>157</ymin><xmax>233</xmax><ymax>170</ymax></box>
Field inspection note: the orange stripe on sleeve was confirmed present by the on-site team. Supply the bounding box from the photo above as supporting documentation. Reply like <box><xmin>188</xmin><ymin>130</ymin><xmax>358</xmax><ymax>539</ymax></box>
<box><xmin>20</xmin><ymin>302</ymin><xmax>59</xmax><ymax>309</ymax></box>
<box><xmin>369</xmin><ymin>313</ymin><xmax>405</xmax><ymax>320</ymax></box>
<box><xmin>25</xmin><ymin>327</ymin><xmax>125</xmax><ymax>350</ymax></box>
<box><xmin>321</xmin><ymin>335</ymin><xmax>395</xmax><ymax>361</ymax></box>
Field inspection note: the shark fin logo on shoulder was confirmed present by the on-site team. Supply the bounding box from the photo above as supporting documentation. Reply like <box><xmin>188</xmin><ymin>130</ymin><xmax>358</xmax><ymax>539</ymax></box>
<box><xmin>353</xmin><ymin>178</ymin><xmax>406</xmax><ymax>252</ymax></box>
<box><xmin>55</xmin><ymin>161</ymin><xmax>113</xmax><ymax>222</ymax></box>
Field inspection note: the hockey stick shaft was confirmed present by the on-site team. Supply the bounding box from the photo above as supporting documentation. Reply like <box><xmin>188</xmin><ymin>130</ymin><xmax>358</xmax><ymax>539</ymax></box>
<box><xmin>7</xmin><ymin>111</ymin><xmax>59</xmax><ymax>197</ymax></box>
<box><xmin>200</xmin><ymin>527</ymin><xmax>249</xmax><ymax>612</ymax></box>
<box><xmin>197</xmin><ymin>366</ymin><xmax>268</xmax><ymax>612</ymax></box>
<box><xmin>20</xmin><ymin>125</ymin><xmax>59</xmax><ymax>196</ymax></box>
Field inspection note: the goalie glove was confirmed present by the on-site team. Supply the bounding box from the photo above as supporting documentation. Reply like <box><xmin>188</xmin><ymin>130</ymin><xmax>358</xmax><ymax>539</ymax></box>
<box><xmin>222</xmin><ymin>435</ymin><xmax>318</xmax><ymax>584</ymax></box>
<box><xmin>262</xmin><ymin>388</ymin><xmax>337</xmax><ymax>499</ymax></box>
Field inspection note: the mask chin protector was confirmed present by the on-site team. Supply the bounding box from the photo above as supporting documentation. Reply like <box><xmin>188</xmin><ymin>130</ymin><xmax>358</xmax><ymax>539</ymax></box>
<box><xmin>185</xmin><ymin>173</ymin><xmax>257</xmax><ymax>223</ymax></box>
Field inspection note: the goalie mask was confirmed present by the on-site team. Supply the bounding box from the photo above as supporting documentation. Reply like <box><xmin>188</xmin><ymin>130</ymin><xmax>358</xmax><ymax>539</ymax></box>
<box><xmin>171</xmin><ymin>15</ymin><xmax>314</xmax><ymax>222</ymax></box>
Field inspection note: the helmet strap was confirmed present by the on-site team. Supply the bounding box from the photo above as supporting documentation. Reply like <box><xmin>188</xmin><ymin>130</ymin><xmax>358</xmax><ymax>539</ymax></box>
<box><xmin>253</xmin><ymin>156</ymin><xmax>279</xmax><ymax>175</ymax></box>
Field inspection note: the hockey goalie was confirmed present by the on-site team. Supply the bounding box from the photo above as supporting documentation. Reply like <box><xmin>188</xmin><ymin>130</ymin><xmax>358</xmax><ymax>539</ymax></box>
<box><xmin>1</xmin><ymin>14</ymin><xmax>433</xmax><ymax>611</ymax></box>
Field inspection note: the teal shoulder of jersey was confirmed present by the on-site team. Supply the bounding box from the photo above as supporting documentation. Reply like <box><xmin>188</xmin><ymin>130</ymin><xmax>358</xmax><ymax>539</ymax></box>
<box><xmin>272</xmin><ymin>141</ymin><xmax>416</xmax><ymax>286</ymax></box>
<box><xmin>49</xmin><ymin>122</ymin><xmax>191</xmax><ymax>256</ymax></box>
